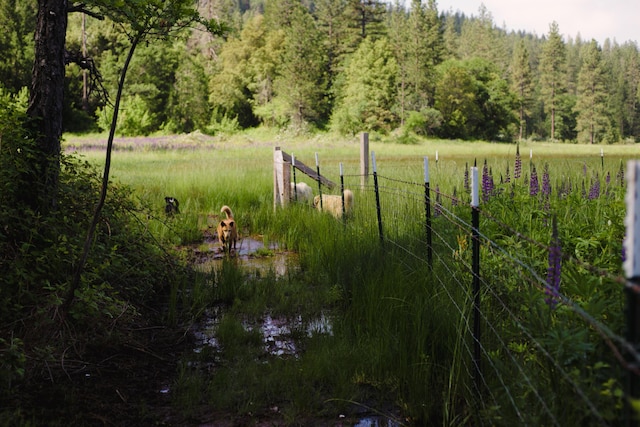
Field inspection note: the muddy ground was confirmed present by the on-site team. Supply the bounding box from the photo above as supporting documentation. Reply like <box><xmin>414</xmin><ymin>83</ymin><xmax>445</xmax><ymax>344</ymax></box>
<box><xmin>7</xmin><ymin>234</ymin><xmax>399</xmax><ymax>426</ymax></box>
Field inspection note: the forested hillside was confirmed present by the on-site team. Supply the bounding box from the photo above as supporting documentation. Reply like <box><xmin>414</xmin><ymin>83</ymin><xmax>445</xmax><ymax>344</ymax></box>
<box><xmin>2</xmin><ymin>0</ymin><xmax>639</xmax><ymax>143</ymax></box>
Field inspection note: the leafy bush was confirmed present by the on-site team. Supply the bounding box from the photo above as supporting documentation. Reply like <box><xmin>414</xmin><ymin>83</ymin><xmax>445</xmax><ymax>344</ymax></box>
<box><xmin>97</xmin><ymin>94</ymin><xmax>157</xmax><ymax>136</ymax></box>
<box><xmin>405</xmin><ymin>108</ymin><xmax>443</xmax><ymax>136</ymax></box>
<box><xmin>0</xmin><ymin>90</ymin><xmax>192</xmax><ymax>409</ymax></box>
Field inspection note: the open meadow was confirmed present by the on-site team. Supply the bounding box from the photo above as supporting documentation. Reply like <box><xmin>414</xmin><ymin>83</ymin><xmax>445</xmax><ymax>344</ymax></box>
<box><xmin>62</xmin><ymin>131</ymin><xmax>640</xmax><ymax>425</ymax></box>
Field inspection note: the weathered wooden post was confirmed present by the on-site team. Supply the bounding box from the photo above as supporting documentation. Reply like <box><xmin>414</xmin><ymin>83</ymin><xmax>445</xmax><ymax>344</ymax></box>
<box><xmin>361</xmin><ymin>132</ymin><xmax>369</xmax><ymax>190</ymax></box>
<box><xmin>273</xmin><ymin>146</ymin><xmax>291</xmax><ymax>210</ymax></box>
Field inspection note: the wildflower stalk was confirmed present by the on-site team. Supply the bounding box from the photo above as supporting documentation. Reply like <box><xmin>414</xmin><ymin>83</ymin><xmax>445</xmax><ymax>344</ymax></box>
<box><xmin>514</xmin><ymin>143</ymin><xmax>522</xmax><ymax>179</ymax></box>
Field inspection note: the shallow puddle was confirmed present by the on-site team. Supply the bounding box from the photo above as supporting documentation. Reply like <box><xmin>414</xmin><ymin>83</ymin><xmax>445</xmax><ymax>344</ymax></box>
<box><xmin>192</xmin><ymin>309</ymin><xmax>333</xmax><ymax>358</ymax></box>
<box><xmin>192</xmin><ymin>235</ymin><xmax>298</xmax><ymax>279</ymax></box>
<box><xmin>353</xmin><ymin>417</ymin><xmax>402</xmax><ymax>427</ymax></box>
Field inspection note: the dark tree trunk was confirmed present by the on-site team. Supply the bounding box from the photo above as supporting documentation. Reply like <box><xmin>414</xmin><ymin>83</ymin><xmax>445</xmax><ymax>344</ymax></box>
<box><xmin>26</xmin><ymin>0</ymin><xmax>67</xmax><ymax>209</ymax></box>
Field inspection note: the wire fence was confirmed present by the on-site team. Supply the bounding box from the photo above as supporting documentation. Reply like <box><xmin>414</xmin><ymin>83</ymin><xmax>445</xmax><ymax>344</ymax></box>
<box><xmin>296</xmin><ymin>153</ymin><xmax>636</xmax><ymax>426</ymax></box>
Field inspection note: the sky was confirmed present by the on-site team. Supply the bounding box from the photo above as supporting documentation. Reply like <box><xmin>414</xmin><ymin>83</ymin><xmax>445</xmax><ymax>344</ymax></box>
<box><xmin>435</xmin><ymin>0</ymin><xmax>639</xmax><ymax>46</ymax></box>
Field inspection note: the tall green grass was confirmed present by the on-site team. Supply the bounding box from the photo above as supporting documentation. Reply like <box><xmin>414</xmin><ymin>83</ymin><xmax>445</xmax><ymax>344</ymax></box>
<box><xmin>63</xmin><ymin>134</ymin><xmax>640</xmax><ymax>424</ymax></box>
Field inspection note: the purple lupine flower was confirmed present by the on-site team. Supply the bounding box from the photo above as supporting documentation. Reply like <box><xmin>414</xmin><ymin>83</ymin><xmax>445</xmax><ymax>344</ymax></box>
<box><xmin>545</xmin><ymin>217</ymin><xmax>562</xmax><ymax>309</ymax></box>
<box><xmin>541</xmin><ymin>163</ymin><xmax>551</xmax><ymax>198</ymax></box>
<box><xmin>505</xmin><ymin>164</ymin><xmax>511</xmax><ymax>183</ymax></box>
<box><xmin>581</xmin><ymin>180</ymin><xmax>587</xmax><ymax>198</ymax></box>
<box><xmin>482</xmin><ymin>160</ymin><xmax>493</xmax><ymax>202</ymax></box>
<box><xmin>529</xmin><ymin>165</ymin><xmax>539</xmax><ymax>197</ymax></box>
<box><xmin>464</xmin><ymin>162</ymin><xmax>470</xmax><ymax>193</ymax></box>
<box><xmin>606</xmin><ymin>171</ymin><xmax>611</xmax><ymax>186</ymax></box>
<box><xmin>589</xmin><ymin>175</ymin><xmax>600</xmax><ymax>200</ymax></box>
<box><xmin>452</xmin><ymin>187</ymin><xmax>459</xmax><ymax>207</ymax></box>
<box><xmin>514</xmin><ymin>144</ymin><xmax>522</xmax><ymax>179</ymax></box>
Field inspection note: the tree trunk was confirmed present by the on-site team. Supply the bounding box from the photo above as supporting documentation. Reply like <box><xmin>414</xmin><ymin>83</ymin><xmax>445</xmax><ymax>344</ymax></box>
<box><xmin>26</xmin><ymin>0</ymin><xmax>67</xmax><ymax>209</ymax></box>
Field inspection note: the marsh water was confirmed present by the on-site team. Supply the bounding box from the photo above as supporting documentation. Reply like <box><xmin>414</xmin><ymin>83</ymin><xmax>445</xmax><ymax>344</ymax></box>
<box><xmin>182</xmin><ymin>235</ymin><xmax>401</xmax><ymax>426</ymax></box>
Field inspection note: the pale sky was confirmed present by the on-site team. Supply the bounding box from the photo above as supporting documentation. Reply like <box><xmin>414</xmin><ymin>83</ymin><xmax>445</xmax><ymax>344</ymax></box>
<box><xmin>436</xmin><ymin>0</ymin><xmax>639</xmax><ymax>46</ymax></box>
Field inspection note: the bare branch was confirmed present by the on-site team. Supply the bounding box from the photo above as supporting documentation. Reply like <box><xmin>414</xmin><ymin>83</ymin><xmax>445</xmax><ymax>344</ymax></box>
<box><xmin>64</xmin><ymin>50</ymin><xmax>110</xmax><ymax>105</ymax></box>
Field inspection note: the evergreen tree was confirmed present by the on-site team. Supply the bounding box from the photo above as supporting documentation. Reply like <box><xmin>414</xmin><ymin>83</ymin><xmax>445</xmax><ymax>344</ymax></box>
<box><xmin>166</xmin><ymin>49</ymin><xmax>210</xmax><ymax>133</ymax></box>
<box><xmin>209</xmin><ymin>14</ymin><xmax>279</xmax><ymax>127</ymax></box>
<box><xmin>343</xmin><ymin>0</ymin><xmax>387</xmax><ymax>50</ymax></box>
<box><xmin>405</xmin><ymin>0</ymin><xmax>442</xmax><ymax>110</ymax></box>
<box><xmin>606</xmin><ymin>42</ymin><xmax>640</xmax><ymax>141</ymax></box>
<box><xmin>457</xmin><ymin>5</ymin><xmax>505</xmax><ymax>69</ymax></box>
<box><xmin>539</xmin><ymin>21</ymin><xmax>567</xmax><ymax>140</ymax></box>
<box><xmin>274</xmin><ymin>4</ymin><xmax>329</xmax><ymax>128</ymax></box>
<box><xmin>509</xmin><ymin>39</ymin><xmax>533</xmax><ymax>140</ymax></box>
<box><xmin>441</xmin><ymin>11</ymin><xmax>461</xmax><ymax>60</ymax></box>
<box><xmin>386</xmin><ymin>0</ymin><xmax>409</xmax><ymax>123</ymax></box>
<box><xmin>574</xmin><ymin>40</ymin><xmax>609</xmax><ymax>143</ymax></box>
<box><xmin>314</xmin><ymin>0</ymin><xmax>350</xmax><ymax>81</ymax></box>
<box><xmin>331</xmin><ymin>36</ymin><xmax>398</xmax><ymax>134</ymax></box>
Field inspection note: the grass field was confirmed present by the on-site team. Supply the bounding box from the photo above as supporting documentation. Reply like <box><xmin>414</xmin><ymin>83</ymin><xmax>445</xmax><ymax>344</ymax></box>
<box><xmin>62</xmin><ymin>131</ymin><xmax>640</xmax><ymax>425</ymax></box>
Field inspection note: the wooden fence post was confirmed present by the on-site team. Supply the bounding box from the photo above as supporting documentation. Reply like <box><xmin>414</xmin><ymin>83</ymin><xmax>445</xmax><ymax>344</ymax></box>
<box><xmin>273</xmin><ymin>146</ymin><xmax>291</xmax><ymax>210</ymax></box>
<box><xmin>625</xmin><ymin>160</ymin><xmax>640</xmax><ymax>427</ymax></box>
<box><xmin>361</xmin><ymin>132</ymin><xmax>369</xmax><ymax>190</ymax></box>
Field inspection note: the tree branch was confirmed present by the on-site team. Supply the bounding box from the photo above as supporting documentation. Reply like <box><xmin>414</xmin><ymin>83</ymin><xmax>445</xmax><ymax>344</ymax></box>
<box><xmin>67</xmin><ymin>3</ymin><xmax>105</xmax><ymax>20</ymax></box>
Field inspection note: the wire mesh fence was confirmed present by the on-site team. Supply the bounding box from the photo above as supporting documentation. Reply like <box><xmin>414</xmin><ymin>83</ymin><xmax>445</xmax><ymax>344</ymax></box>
<box><xmin>297</xmin><ymin>152</ymin><xmax>634</xmax><ymax>425</ymax></box>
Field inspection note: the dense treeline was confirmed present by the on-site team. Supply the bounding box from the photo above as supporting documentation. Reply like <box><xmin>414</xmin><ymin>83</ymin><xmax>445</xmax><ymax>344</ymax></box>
<box><xmin>2</xmin><ymin>0</ymin><xmax>640</xmax><ymax>143</ymax></box>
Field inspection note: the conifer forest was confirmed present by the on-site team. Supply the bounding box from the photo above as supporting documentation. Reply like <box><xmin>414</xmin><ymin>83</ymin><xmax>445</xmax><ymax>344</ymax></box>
<box><xmin>2</xmin><ymin>0</ymin><xmax>640</xmax><ymax>143</ymax></box>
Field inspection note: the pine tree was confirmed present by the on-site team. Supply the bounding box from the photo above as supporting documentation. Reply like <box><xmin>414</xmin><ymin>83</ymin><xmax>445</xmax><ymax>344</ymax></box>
<box><xmin>386</xmin><ymin>0</ymin><xmax>409</xmax><ymax>123</ymax></box>
<box><xmin>539</xmin><ymin>21</ymin><xmax>567</xmax><ymax>141</ymax></box>
<box><xmin>574</xmin><ymin>40</ymin><xmax>609</xmax><ymax>144</ymax></box>
<box><xmin>457</xmin><ymin>5</ymin><xmax>505</xmax><ymax>68</ymax></box>
<box><xmin>314</xmin><ymin>0</ymin><xmax>350</xmax><ymax>80</ymax></box>
<box><xmin>268</xmin><ymin>0</ymin><xmax>329</xmax><ymax>128</ymax></box>
<box><xmin>509</xmin><ymin>39</ymin><xmax>533</xmax><ymax>140</ymax></box>
<box><xmin>343</xmin><ymin>0</ymin><xmax>387</xmax><ymax>50</ymax></box>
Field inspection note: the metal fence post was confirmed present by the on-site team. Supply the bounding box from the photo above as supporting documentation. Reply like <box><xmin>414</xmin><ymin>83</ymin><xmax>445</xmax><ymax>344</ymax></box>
<box><xmin>340</xmin><ymin>163</ymin><xmax>346</xmax><ymax>222</ymax></box>
<box><xmin>315</xmin><ymin>152</ymin><xmax>323</xmax><ymax>210</ymax></box>
<box><xmin>471</xmin><ymin>166</ymin><xmax>482</xmax><ymax>391</ymax></box>
<box><xmin>372</xmin><ymin>151</ymin><xmax>383</xmax><ymax>246</ymax></box>
<box><xmin>424</xmin><ymin>157</ymin><xmax>432</xmax><ymax>269</ymax></box>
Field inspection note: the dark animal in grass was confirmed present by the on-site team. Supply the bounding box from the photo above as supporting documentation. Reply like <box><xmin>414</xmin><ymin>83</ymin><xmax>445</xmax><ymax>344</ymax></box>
<box><xmin>165</xmin><ymin>197</ymin><xmax>180</xmax><ymax>216</ymax></box>
<box><xmin>217</xmin><ymin>205</ymin><xmax>238</xmax><ymax>254</ymax></box>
